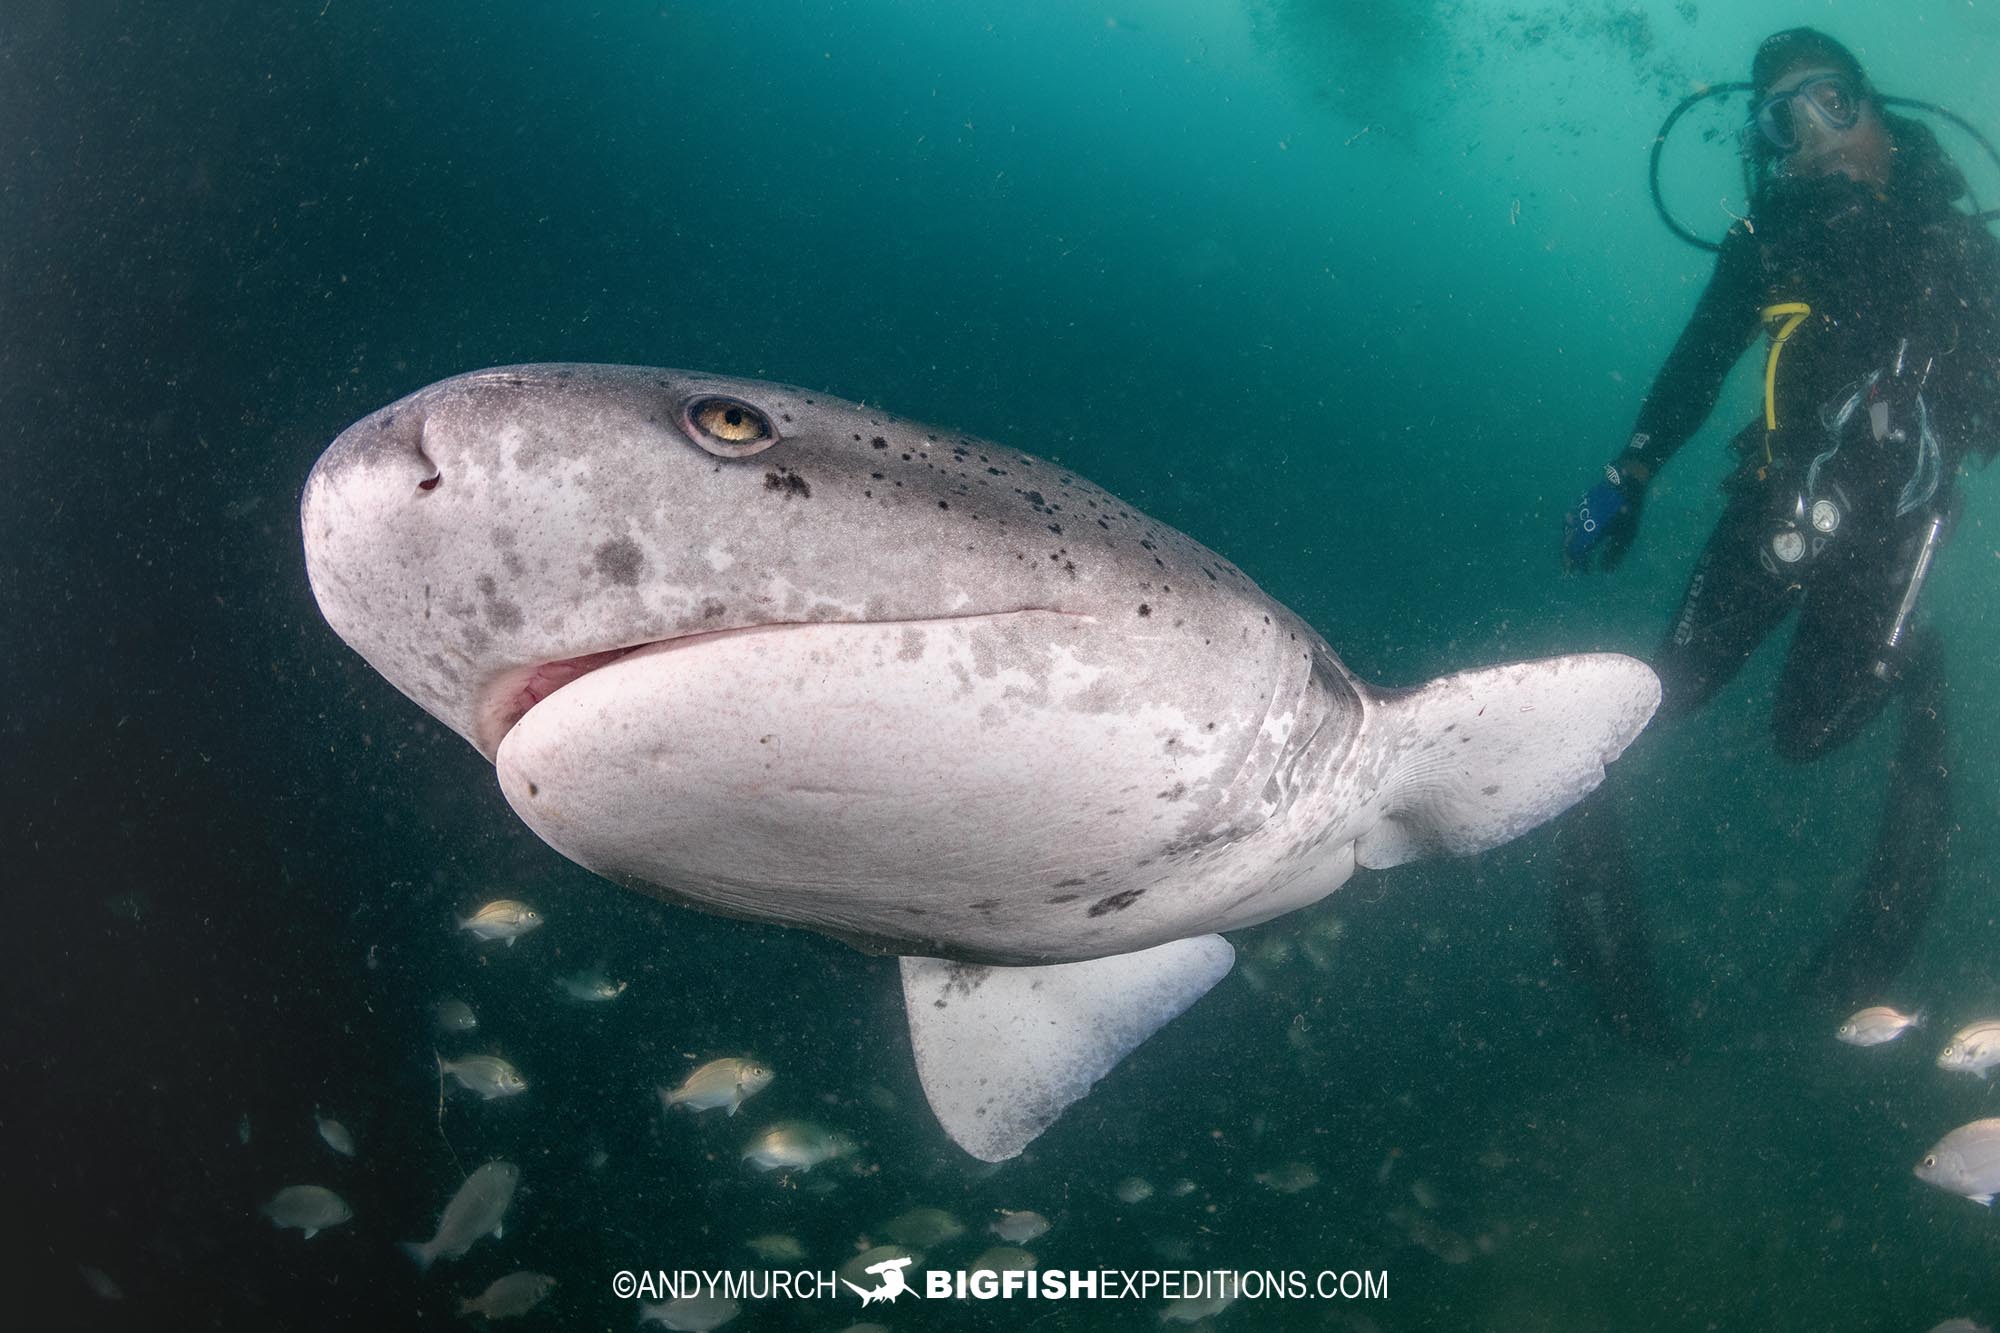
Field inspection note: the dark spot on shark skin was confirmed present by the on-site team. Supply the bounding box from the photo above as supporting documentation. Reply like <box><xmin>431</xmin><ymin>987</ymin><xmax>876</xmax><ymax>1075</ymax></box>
<box><xmin>1159</xmin><ymin>783</ymin><xmax>1187</xmax><ymax>801</ymax></box>
<box><xmin>763</xmin><ymin>469</ymin><xmax>811</xmax><ymax>498</ymax></box>
<box><xmin>1087</xmin><ymin>888</ymin><xmax>1146</xmax><ymax>918</ymax></box>
<box><xmin>932</xmin><ymin>964</ymin><xmax>990</xmax><ymax>1007</ymax></box>
<box><xmin>968</xmin><ymin>899</ymin><xmax>1000</xmax><ymax>914</ymax></box>
<box><xmin>1482</xmin><ymin>784</ymin><xmax>1500</xmax><ymax>796</ymax></box>
<box><xmin>527</xmin><ymin>782</ymin><xmax>539</xmax><ymax>797</ymax></box>
<box><xmin>502</xmin><ymin>552</ymin><xmax>525</xmax><ymax>577</ymax></box>
<box><xmin>485</xmin><ymin>598</ymin><xmax>523</xmax><ymax>630</ymax></box>
<box><xmin>701</xmin><ymin>599</ymin><xmax>727</xmax><ymax>620</ymax></box>
<box><xmin>593</xmin><ymin>538</ymin><xmax>644</xmax><ymax>586</ymax></box>
<box><xmin>1137</xmin><ymin>604</ymin><xmax>1151</xmax><ymax>617</ymax></box>
<box><xmin>424</xmin><ymin>650</ymin><xmax>464</xmax><ymax>685</ymax></box>
<box><xmin>1053</xmin><ymin>877</ymin><xmax>1087</xmax><ymax>888</ymax></box>
<box><xmin>898</xmin><ymin>628</ymin><xmax>926</xmax><ymax>662</ymax></box>
<box><xmin>1048</xmin><ymin>894</ymin><xmax>1079</xmax><ymax>904</ymax></box>
<box><xmin>476</xmin><ymin>575</ymin><xmax>497</xmax><ymax>596</ymax></box>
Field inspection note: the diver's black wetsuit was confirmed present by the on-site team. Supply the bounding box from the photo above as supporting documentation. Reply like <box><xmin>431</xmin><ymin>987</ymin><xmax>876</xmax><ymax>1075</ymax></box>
<box><xmin>1553</xmin><ymin>117</ymin><xmax>2000</xmax><ymax>1045</ymax></box>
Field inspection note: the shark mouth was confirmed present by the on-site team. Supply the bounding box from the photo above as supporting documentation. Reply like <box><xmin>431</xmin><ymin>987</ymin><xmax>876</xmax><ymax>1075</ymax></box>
<box><xmin>471</xmin><ymin>609</ymin><xmax>1086</xmax><ymax>761</ymax></box>
<box><xmin>474</xmin><ymin>625</ymin><xmax>780</xmax><ymax>758</ymax></box>
<box><xmin>477</xmin><ymin>644</ymin><xmax>653</xmax><ymax>758</ymax></box>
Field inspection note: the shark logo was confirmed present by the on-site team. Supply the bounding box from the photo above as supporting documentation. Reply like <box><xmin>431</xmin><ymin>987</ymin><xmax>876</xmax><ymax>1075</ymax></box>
<box><xmin>844</xmin><ymin>1255</ymin><xmax>916</xmax><ymax>1306</ymax></box>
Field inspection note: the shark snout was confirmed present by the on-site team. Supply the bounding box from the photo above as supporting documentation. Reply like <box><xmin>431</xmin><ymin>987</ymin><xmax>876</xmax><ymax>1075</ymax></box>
<box><xmin>308</xmin><ymin>393</ymin><xmax>445</xmax><ymax>511</ymax></box>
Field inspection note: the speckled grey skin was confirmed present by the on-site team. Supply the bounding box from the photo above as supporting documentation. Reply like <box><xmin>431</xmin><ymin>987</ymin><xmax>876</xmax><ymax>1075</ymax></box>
<box><xmin>303</xmin><ymin>364</ymin><xmax>1657</xmax><ymax>969</ymax></box>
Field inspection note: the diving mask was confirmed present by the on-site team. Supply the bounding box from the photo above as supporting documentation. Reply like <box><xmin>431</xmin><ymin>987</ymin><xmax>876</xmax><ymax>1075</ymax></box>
<box><xmin>1748</xmin><ymin>73</ymin><xmax>1863</xmax><ymax>153</ymax></box>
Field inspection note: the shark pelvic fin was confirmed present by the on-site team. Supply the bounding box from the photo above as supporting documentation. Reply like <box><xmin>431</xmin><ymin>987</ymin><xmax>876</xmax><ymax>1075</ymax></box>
<box><xmin>900</xmin><ymin>935</ymin><xmax>1235</xmax><ymax>1162</ymax></box>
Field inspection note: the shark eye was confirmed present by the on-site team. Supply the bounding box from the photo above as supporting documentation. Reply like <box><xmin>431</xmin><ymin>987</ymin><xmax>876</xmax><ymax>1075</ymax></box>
<box><xmin>684</xmin><ymin>397</ymin><xmax>778</xmax><ymax>458</ymax></box>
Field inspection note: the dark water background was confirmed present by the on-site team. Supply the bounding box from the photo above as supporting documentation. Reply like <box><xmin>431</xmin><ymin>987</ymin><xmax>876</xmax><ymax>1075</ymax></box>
<box><xmin>10</xmin><ymin>1</ymin><xmax>2000</xmax><ymax>1328</ymax></box>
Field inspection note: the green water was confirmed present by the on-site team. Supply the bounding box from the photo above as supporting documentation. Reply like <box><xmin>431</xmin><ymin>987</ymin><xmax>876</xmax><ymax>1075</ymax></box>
<box><xmin>10</xmin><ymin>0</ymin><xmax>2000</xmax><ymax>1327</ymax></box>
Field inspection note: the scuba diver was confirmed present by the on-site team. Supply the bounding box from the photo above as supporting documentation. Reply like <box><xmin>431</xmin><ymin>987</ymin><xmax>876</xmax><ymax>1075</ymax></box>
<box><xmin>1555</xmin><ymin>28</ymin><xmax>2000</xmax><ymax>1052</ymax></box>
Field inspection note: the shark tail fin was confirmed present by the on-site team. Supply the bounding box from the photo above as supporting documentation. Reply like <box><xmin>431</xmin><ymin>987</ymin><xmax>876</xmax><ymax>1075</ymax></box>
<box><xmin>1354</xmin><ymin>652</ymin><xmax>1659</xmax><ymax>870</ymax></box>
<box><xmin>901</xmin><ymin>935</ymin><xmax>1234</xmax><ymax>1163</ymax></box>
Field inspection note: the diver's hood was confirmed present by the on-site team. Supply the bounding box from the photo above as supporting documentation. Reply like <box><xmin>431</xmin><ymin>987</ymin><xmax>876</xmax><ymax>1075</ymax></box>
<box><xmin>1884</xmin><ymin>112</ymin><xmax>1971</xmax><ymax>209</ymax></box>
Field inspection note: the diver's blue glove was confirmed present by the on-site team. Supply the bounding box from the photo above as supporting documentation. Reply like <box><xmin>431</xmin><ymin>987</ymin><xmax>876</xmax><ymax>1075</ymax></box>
<box><xmin>1562</xmin><ymin>464</ymin><xmax>1646</xmax><ymax>572</ymax></box>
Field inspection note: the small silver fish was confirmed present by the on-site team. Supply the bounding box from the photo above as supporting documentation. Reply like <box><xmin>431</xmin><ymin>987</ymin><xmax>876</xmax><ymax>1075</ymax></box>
<box><xmin>459</xmin><ymin>1271</ymin><xmax>556</xmax><ymax>1320</ymax></box>
<box><xmin>458</xmin><ymin>899</ymin><xmax>544</xmax><ymax>945</ymax></box>
<box><xmin>1161</xmin><ymin>1288</ymin><xmax>1235</xmax><ymax>1324</ymax></box>
<box><xmin>990</xmin><ymin>1209</ymin><xmax>1050</xmax><ymax>1243</ymax></box>
<box><xmin>439</xmin><ymin>1051</ymin><xmax>529</xmax><ymax>1099</ymax></box>
<box><xmin>1254</xmin><ymin>1161</ymin><xmax>1320</xmax><ymax>1194</ymax></box>
<box><xmin>402</xmin><ymin>1160</ymin><xmax>520</xmax><ymax>1271</ymax></box>
<box><xmin>662</xmin><ymin>1057</ymin><xmax>774</xmax><ymax>1116</ymax></box>
<box><xmin>1938</xmin><ymin>1020</ymin><xmax>2000</xmax><ymax>1077</ymax></box>
<box><xmin>883</xmin><ymin>1206</ymin><xmax>964</xmax><ymax>1248</ymax></box>
<box><xmin>970</xmin><ymin>1245</ymin><xmax>1038</xmax><ymax>1274</ymax></box>
<box><xmin>742</xmin><ymin>1120</ymin><xmax>855</xmax><ymax>1172</ymax></box>
<box><xmin>1835</xmin><ymin>1005</ymin><xmax>1924</xmax><ymax>1046</ymax></box>
<box><xmin>262</xmin><ymin>1185</ymin><xmax>354</xmax><ymax>1238</ymax></box>
<box><xmin>639</xmin><ymin>1295</ymin><xmax>741</xmax><ymax>1330</ymax></box>
<box><xmin>316</xmin><ymin>1112</ymin><xmax>357</xmax><ymax>1157</ymax></box>
<box><xmin>78</xmin><ymin>1266</ymin><xmax>122</xmax><ymax>1301</ymax></box>
<box><xmin>837</xmin><ymin>1246</ymin><xmax>921</xmax><ymax>1292</ymax></box>
<box><xmin>1113</xmin><ymin>1176</ymin><xmax>1153</xmax><ymax>1204</ymax></box>
<box><xmin>555</xmin><ymin>966</ymin><xmax>629</xmax><ymax>1002</ymax></box>
<box><xmin>744</xmin><ymin>1233</ymin><xmax>806</xmax><ymax>1262</ymax></box>
<box><xmin>1916</xmin><ymin>1119</ymin><xmax>2000</xmax><ymax>1206</ymax></box>
<box><xmin>435</xmin><ymin>997</ymin><xmax>479</xmax><ymax>1033</ymax></box>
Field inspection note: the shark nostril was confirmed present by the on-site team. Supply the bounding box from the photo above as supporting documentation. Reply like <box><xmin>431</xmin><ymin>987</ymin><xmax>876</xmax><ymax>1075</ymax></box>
<box><xmin>415</xmin><ymin>422</ymin><xmax>442</xmax><ymax>493</ymax></box>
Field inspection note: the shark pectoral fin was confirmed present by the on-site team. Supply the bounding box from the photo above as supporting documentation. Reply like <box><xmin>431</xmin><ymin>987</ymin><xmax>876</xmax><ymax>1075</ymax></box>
<box><xmin>901</xmin><ymin>935</ymin><xmax>1235</xmax><ymax>1163</ymax></box>
<box><xmin>1355</xmin><ymin>652</ymin><xmax>1660</xmax><ymax>869</ymax></box>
